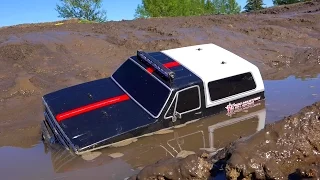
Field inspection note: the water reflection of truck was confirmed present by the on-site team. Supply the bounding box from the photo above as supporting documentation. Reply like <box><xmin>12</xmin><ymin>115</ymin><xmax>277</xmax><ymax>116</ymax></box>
<box><xmin>41</xmin><ymin>43</ymin><xmax>265</xmax><ymax>155</ymax></box>
<box><xmin>44</xmin><ymin>102</ymin><xmax>266</xmax><ymax>174</ymax></box>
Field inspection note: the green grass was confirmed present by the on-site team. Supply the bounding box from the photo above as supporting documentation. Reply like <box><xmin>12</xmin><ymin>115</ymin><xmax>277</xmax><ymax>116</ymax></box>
<box><xmin>78</xmin><ymin>19</ymin><xmax>97</xmax><ymax>24</ymax></box>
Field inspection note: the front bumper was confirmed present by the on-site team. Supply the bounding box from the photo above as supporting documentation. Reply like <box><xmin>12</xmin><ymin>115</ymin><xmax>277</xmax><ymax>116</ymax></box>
<box><xmin>41</xmin><ymin>109</ymin><xmax>72</xmax><ymax>152</ymax></box>
<box><xmin>41</xmin><ymin>119</ymin><xmax>56</xmax><ymax>144</ymax></box>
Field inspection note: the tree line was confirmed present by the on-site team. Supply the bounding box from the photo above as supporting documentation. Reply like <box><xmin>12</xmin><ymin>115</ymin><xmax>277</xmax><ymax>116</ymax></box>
<box><xmin>56</xmin><ymin>0</ymin><xmax>309</xmax><ymax>22</ymax></box>
<box><xmin>134</xmin><ymin>0</ymin><xmax>241</xmax><ymax>18</ymax></box>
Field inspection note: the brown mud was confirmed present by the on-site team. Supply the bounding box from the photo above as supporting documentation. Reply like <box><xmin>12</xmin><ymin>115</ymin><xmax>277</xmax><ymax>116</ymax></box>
<box><xmin>0</xmin><ymin>1</ymin><xmax>319</xmax><ymax>179</ymax></box>
<box><xmin>0</xmin><ymin>102</ymin><xmax>267</xmax><ymax>180</ymax></box>
<box><xmin>0</xmin><ymin>89</ymin><xmax>319</xmax><ymax>180</ymax></box>
<box><xmin>289</xmin><ymin>163</ymin><xmax>320</xmax><ymax>179</ymax></box>
<box><xmin>1</xmin><ymin>1</ymin><xmax>320</xmax><ymax>149</ymax></box>
<box><xmin>211</xmin><ymin>101</ymin><xmax>320</xmax><ymax>180</ymax></box>
<box><xmin>128</xmin><ymin>151</ymin><xmax>213</xmax><ymax>180</ymax></box>
<box><xmin>130</xmin><ymin>101</ymin><xmax>320</xmax><ymax>180</ymax></box>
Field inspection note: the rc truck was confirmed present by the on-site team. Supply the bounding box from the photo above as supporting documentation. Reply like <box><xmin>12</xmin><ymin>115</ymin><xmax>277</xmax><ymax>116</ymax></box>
<box><xmin>41</xmin><ymin>43</ymin><xmax>265</xmax><ymax>155</ymax></box>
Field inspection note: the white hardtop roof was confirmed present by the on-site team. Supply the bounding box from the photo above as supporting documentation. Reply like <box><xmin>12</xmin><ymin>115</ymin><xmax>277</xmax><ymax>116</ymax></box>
<box><xmin>161</xmin><ymin>43</ymin><xmax>258</xmax><ymax>83</ymax></box>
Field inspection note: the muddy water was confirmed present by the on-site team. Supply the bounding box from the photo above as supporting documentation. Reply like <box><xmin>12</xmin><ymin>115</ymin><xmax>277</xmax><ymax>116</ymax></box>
<box><xmin>264</xmin><ymin>74</ymin><xmax>320</xmax><ymax>122</ymax></box>
<box><xmin>0</xmin><ymin>75</ymin><xmax>319</xmax><ymax>180</ymax></box>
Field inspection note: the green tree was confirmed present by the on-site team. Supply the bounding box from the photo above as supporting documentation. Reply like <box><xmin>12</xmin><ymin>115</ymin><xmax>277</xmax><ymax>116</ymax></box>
<box><xmin>226</xmin><ymin>0</ymin><xmax>241</xmax><ymax>14</ymax></box>
<box><xmin>214</xmin><ymin>0</ymin><xmax>241</xmax><ymax>14</ymax></box>
<box><xmin>134</xmin><ymin>0</ymin><xmax>240</xmax><ymax>18</ymax></box>
<box><xmin>272</xmin><ymin>0</ymin><xmax>303</xmax><ymax>5</ymax></box>
<box><xmin>134</xmin><ymin>0</ymin><xmax>216</xmax><ymax>18</ymax></box>
<box><xmin>56</xmin><ymin>0</ymin><xmax>107</xmax><ymax>22</ymax></box>
<box><xmin>243</xmin><ymin>0</ymin><xmax>264</xmax><ymax>12</ymax></box>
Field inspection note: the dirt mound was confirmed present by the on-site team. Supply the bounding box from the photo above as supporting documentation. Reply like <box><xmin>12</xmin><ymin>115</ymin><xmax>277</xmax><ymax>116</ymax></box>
<box><xmin>292</xmin><ymin>47</ymin><xmax>320</xmax><ymax>65</ymax></box>
<box><xmin>128</xmin><ymin>151</ymin><xmax>213</xmax><ymax>180</ymax></box>
<box><xmin>254</xmin><ymin>1</ymin><xmax>320</xmax><ymax>14</ymax></box>
<box><xmin>0</xmin><ymin>43</ymin><xmax>37</xmax><ymax>61</ymax></box>
<box><xmin>211</xmin><ymin>101</ymin><xmax>320</xmax><ymax>179</ymax></box>
<box><xmin>289</xmin><ymin>163</ymin><xmax>320</xmax><ymax>179</ymax></box>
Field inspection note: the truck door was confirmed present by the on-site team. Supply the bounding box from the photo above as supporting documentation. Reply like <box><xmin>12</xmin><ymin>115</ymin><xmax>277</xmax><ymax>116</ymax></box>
<box><xmin>165</xmin><ymin>85</ymin><xmax>202</xmax><ymax>123</ymax></box>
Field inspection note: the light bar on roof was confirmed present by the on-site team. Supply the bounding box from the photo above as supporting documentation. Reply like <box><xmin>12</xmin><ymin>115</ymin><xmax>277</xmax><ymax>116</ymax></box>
<box><xmin>137</xmin><ymin>50</ymin><xmax>175</xmax><ymax>81</ymax></box>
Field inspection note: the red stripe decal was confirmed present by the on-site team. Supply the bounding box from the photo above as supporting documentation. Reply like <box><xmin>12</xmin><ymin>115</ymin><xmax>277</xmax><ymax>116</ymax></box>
<box><xmin>56</xmin><ymin>94</ymin><xmax>130</xmax><ymax>122</ymax></box>
<box><xmin>146</xmin><ymin>61</ymin><xmax>180</xmax><ymax>73</ymax></box>
<box><xmin>146</xmin><ymin>67</ymin><xmax>154</xmax><ymax>73</ymax></box>
<box><xmin>164</xmin><ymin>61</ymin><xmax>180</xmax><ymax>68</ymax></box>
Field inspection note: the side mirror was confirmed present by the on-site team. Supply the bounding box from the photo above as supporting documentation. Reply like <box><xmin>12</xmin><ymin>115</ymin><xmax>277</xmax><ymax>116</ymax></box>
<box><xmin>175</xmin><ymin>111</ymin><xmax>182</xmax><ymax>119</ymax></box>
<box><xmin>172</xmin><ymin>111</ymin><xmax>182</xmax><ymax>122</ymax></box>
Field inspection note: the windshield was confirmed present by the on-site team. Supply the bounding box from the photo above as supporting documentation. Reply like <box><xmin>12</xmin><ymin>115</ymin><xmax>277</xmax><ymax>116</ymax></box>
<box><xmin>112</xmin><ymin>59</ymin><xmax>171</xmax><ymax>117</ymax></box>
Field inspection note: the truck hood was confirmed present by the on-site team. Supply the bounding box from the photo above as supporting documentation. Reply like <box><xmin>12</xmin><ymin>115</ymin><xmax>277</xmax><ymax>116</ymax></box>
<box><xmin>43</xmin><ymin>78</ymin><xmax>154</xmax><ymax>150</ymax></box>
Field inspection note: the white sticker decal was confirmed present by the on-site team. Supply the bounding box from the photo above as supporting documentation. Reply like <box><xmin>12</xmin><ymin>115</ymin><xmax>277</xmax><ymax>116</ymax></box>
<box><xmin>225</xmin><ymin>97</ymin><xmax>261</xmax><ymax>116</ymax></box>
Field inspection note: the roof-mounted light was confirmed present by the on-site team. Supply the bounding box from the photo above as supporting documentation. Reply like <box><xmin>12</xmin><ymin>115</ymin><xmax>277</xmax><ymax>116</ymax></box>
<box><xmin>137</xmin><ymin>50</ymin><xmax>175</xmax><ymax>81</ymax></box>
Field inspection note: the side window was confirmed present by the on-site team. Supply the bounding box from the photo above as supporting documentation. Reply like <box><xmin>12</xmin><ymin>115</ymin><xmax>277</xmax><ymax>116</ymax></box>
<box><xmin>208</xmin><ymin>72</ymin><xmax>256</xmax><ymax>101</ymax></box>
<box><xmin>176</xmin><ymin>86</ymin><xmax>200</xmax><ymax>113</ymax></box>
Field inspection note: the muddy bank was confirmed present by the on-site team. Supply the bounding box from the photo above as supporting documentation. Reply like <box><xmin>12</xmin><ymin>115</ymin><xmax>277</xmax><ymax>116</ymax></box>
<box><xmin>210</xmin><ymin>101</ymin><xmax>320</xmax><ymax>179</ymax></box>
<box><xmin>129</xmin><ymin>101</ymin><xmax>320</xmax><ymax>180</ymax></box>
<box><xmin>128</xmin><ymin>151</ymin><xmax>212</xmax><ymax>180</ymax></box>
<box><xmin>289</xmin><ymin>163</ymin><xmax>320</xmax><ymax>180</ymax></box>
<box><xmin>0</xmin><ymin>0</ymin><xmax>320</xmax><ymax>148</ymax></box>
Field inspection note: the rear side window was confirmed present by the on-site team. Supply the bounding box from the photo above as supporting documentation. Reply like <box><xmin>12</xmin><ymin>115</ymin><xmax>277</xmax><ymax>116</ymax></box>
<box><xmin>208</xmin><ymin>72</ymin><xmax>256</xmax><ymax>101</ymax></box>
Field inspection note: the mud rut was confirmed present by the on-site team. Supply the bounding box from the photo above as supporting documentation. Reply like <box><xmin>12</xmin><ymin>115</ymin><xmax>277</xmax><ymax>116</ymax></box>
<box><xmin>0</xmin><ymin>1</ymin><xmax>319</xmax><ymax>178</ymax></box>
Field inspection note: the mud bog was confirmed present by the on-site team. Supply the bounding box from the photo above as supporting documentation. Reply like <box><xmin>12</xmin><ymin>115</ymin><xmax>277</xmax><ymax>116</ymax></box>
<box><xmin>1</xmin><ymin>0</ymin><xmax>320</xmax><ymax>148</ymax></box>
<box><xmin>211</xmin><ymin>101</ymin><xmax>320</xmax><ymax>180</ymax></box>
<box><xmin>129</xmin><ymin>101</ymin><xmax>320</xmax><ymax>180</ymax></box>
<box><xmin>0</xmin><ymin>75</ymin><xmax>319</xmax><ymax>180</ymax></box>
<box><xmin>0</xmin><ymin>1</ymin><xmax>320</xmax><ymax>179</ymax></box>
